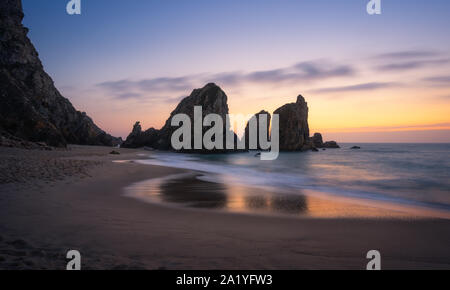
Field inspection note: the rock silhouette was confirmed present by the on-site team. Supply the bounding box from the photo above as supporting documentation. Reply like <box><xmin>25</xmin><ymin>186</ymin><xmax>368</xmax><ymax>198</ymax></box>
<box><xmin>323</xmin><ymin>141</ymin><xmax>340</xmax><ymax>148</ymax></box>
<box><xmin>124</xmin><ymin>86</ymin><xmax>340</xmax><ymax>152</ymax></box>
<box><xmin>124</xmin><ymin>83</ymin><xmax>240</xmax><ymax>152</ymax></box>
<box><xmin>311</xmin><ymin>132</ymin><xmax>339</xmax><ymax>149</ymax></box>
<box><xmin>0</xmin><ymin>0</ymin><xmax>121</xmax><ymax>147</ymax></box>
<box><xmin>122</xmin><ymin>122</ymin><xmax>158</xmax><ymax>149</ymax></box>
<box><xmin>312</xmin><ymin>133</ymin><xmax>324</xmax><ymax>148</ymax></box>
<box><xmin>244</xmin><ymin>110</ymin><xmax>271</xmax><ymax>150</ymax></box>
<box><xmin>273</xmin><ymin>95</ymin><xmax>310</xmax><ymax>151</ymax></box>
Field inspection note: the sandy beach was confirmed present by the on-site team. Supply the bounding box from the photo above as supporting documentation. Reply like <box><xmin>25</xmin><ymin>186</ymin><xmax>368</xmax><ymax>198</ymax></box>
<box><xmin>0</xmin><ymin>145</ymin><xmax>449</xmax><ymax>270</ymax></box>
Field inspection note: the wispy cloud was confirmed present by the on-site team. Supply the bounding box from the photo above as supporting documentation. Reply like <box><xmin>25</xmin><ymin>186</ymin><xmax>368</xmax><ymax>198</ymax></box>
<box><xmin>96</xmin><ymin>59</ymin><xmax>356</xmax><ymax>101</ymax></box>
<box><xmin>370</xmin><ymin>49</ymin><xmax>450</xmax><ymax>72</ymax></box>
<box><xmin>237</xmin><ymin>60</ymin><xmax>355</xmax><ymax>84</ymax></box>
<box><xmin>375</xmin><ymin>59</ymin><xmax>450</xmax><ymax>72</ymax></box>
<box><xmin>372</xmin><ymin>50</ymin><xmax>440</xmax><ymax>60</ymax></box>
<box><xmin>309</xmin><ymin>82</ymin><xmax>399</xmax><ymax>94</ymax></box>
<box><xmin>97</xmin><ymin>78</ymin><xmax>194</xmax><ymax>101</ymax></box>
<box><xmin>422</xmin><ymin>75</ymin><xmax>450</xmax><ymax>83</ymax></box>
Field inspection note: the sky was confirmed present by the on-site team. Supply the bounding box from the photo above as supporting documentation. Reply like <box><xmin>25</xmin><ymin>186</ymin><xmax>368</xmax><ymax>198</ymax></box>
<box><xmin>21</xmin><ymin>0</ymin><xmax>450</xmax><ymax>142</ymax></box>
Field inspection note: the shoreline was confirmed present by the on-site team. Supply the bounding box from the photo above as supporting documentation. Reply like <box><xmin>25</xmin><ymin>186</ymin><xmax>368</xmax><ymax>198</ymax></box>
<box><xmin>1</xmin><ymin>145</ymin><xmax>450</xmax><ymax>269</ymax></box>
<box><xmin>128</xmin><ymin>152</ymin><xmax>450</xmax><ymax>220</ymax></box>
<box><xmin>124</xmin><ymin>169</ymin><xmax>450</xmax><ymax>220</ymax></box>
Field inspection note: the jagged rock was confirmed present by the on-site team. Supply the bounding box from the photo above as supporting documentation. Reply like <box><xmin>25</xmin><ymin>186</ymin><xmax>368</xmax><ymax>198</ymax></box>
<box><xmin>155</xmin><ymin>83</ymin><xmax>238</xmax><ymax>152</ymax></box>
<box><xmin>312</xmin><ymin>133</ymin><xmax>324</xmax><ymax>148</ymax></box>
<box><xmin>323</xmin><ymin>141</ymin><xmax>340</xmax><ymax>148</ymax></box>
<box><xmin>0</xmin><ymin>0</ymin><xmax>120</xmax><ymax>147</ymax></box>
<box><xmin>274</xmin><ymin>95</ymin><xmax>310</xmax><ymax>151</ymax></box>
<box><xmin>311</xmin><ymin>132</ymin><xmax>340</xmax><ymax>149</ymax></box>
<box><xmin>301</xmin><ymin>139</ymin><xmax>316</xmax><ymax>151</ymax></box>
<box><xmin>123</xmin><ymin>83</ymin><xmax>240</xmax><ymax>152</ymax></box>
<box><xmin>124</xmin><ymin>86</ymin><xmax>340</xmax><ymax>153</ymax></box>
<box><xmin>244</xmin><ymin>110</ymin><xmax>271</xmax><ymax>150</ymax></box>
<box><xmin>122</xmin><ymin>122</ymin><xmax>159</xmax><ymax>148</ymax></box>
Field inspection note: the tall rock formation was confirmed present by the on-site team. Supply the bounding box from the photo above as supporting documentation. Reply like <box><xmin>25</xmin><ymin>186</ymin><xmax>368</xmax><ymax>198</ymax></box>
<box><xmin>124</xmin><ymin>86</ymin><xmax>339</xmax><ymax>152</ymax></box>
<box><xmin>155</xmin><ymin>83</ymin><xmax>232</xmax><ymax>151</ymax></box>
<box><xmin>312</xmin><ymin>133</ymin><xmax>324</xmax><ymax>147</ymax></box>
<box><xmin>274</xmin><ymin>95</ymin><xmax>310</xmax><ymax>151</ymax></box>
<box><xmin>0</xmin><ymin>0</ymin><xmax>121</xmax><ymax>147</ymax></box>
<box><xmin>123</xmin><ymin>83</ymin><xmax>239</xmax><ymax>151</ymax></box>
<box><xmin>244</xmin><ymin>110</ymin><xmax>271</xmax><ymax>150</ymax></box>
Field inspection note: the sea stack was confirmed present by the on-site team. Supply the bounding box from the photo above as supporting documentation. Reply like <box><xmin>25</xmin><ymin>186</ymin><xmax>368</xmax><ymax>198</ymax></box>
<box><xmin>311</xmin><ymin>133</ymin><xmax>340</xmax><ymax>149</ymax></box>
<box><xmin>273</xmin><ymin>95</ymin><xmax>310</xmax><ymax>151</ymax></box>
<box><xmin>123</xmin><ymin>83</ymin><xmax>239</xmax><ymax>151</ymax></box>
<box><xmin>121</xmin><ymin>122</ymin><xmax>159</xmax><ymax>149</ymax></box>
<box><xmin>244</xmin><ymin>110</ymin><xmax>271</xmax><ymax>150</ymax></box>
<box><xmin>0</xmin><ymin>0</ymin><xmax>120</xmax><ymax>147</ymax></box>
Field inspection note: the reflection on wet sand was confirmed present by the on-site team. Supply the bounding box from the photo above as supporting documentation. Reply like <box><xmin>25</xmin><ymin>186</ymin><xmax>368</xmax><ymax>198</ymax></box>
<box><xmin>137</xmin><ymin>173</ymin><xmax>310</xmax><ymax>216</ymax></box>
<box><xmin>126</xmin><ymin>173</ymin><xmax>420</xmax><ymax>218</ymax></box>
<box><xmin>158</xmin><ymin>176</ymin><xmax>227</xmax><ymax>209</ymax></box>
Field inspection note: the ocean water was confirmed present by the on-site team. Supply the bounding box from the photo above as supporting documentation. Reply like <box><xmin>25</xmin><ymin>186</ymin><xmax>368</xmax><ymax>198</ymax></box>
<box><xmin>131</xmin><ymin>143</ymin><xmax>450</xmax><ymax>217</ymax></box>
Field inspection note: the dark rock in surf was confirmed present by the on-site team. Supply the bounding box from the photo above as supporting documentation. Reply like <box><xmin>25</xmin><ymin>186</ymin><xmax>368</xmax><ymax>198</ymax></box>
<box><xmin>312</xmin><ymin>133</ymin><xmax>324</xmax><ymax>148</ymax></box>
<box><xmin>323</xmin><ymin>141</ymin><xmax>340</xmax><ymax>149</ymax></box>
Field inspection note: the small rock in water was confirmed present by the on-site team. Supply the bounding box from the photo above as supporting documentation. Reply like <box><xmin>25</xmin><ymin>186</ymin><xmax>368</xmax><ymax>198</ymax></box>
<box><xmin>109</xmin><ymin>150</ymin><xmax>120</xmax><ymax>155</ymax></box>
<box><xmin>254</xmin><ymin>152</ymin><xmax>261</xmax><ymax>157</ymax></box>
<box><xmin>322</xmin><ymin>141</ymin><xmax>340</xmax><ymax>148</ymax></box>
<box><xmin>350</xmin><ymin>146</ymin><xmax>361</xmax><ymax>150</ymax></box>
<box><xmin>311</xmin><ymin>147</ymin><xmax>319</xmax><ymax>152</ymax></box>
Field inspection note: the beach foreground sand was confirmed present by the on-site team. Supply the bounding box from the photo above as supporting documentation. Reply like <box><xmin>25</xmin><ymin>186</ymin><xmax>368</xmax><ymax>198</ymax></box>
<box><xmin>0</xmin><ymin>145</ymin><xmax>449</xmax><ymax>270</ymax></box>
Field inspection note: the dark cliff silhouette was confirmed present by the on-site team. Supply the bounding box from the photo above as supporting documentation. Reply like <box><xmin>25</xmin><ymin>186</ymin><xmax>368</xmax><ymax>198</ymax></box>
<box><xmin>0</xmin><ymin>0</ymin><xmax>121</xmax><ymax>148</ymax></box>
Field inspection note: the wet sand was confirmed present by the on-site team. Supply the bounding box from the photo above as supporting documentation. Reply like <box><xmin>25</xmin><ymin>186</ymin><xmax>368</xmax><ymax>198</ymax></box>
<box><xmin>0</xmin><ymin>145</ymin><xmax>449</xmax><ymax>269</ymax></box>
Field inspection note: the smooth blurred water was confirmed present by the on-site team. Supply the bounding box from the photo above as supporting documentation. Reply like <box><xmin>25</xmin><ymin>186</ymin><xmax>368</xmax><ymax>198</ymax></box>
<box><xmin>137</xmin><ymin>143</ymin><xmax>450</xmax><ymax>213</ymax></box>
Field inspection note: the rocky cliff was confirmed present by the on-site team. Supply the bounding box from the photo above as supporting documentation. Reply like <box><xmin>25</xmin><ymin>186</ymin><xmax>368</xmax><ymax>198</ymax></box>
<box><xmin>0</xmin><ymin>0</ymin><xmax>121</xmax><ymax>147</ymax></box>
<box><xmin>273</xmin><ymin>95</ymin><xmax>310</xmax><ymax>151</ymax></box>
<box><xmin>121</xmin><ymin>122</ymin><xmax>158</xmax><ymax>149</ymax></box>
<box><xmin>244</xmin><ymin>110</ymin><xmax>271</xmax><ymax>150</ymax></box>
<box><xmin>123</xmin><ymin>83</ymin><xmax>239</xmax><ymax>151</ymax></box>
<box><xmin>156</xmin><ymin>83</ymin><xmax>233</xmax><ymax>151</ymax></box>
<box><xmin>124</xmin><ymin>86</ymin><xmax>339</xmax><ymax>152</ymax></box>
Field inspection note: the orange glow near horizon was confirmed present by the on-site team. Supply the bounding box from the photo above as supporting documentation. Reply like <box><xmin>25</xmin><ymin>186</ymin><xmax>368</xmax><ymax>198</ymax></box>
<box><xmin>67</xmin><ymin>76</ymin><xmax>450</xmax><ymax>143</ymax></box>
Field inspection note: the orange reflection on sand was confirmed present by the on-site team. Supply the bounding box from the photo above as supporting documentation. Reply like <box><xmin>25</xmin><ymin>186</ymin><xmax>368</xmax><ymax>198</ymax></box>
<box><xmin>125</xmin><ymin>173</ymin><xmax>450</xmax><ymax>219</ymax></box>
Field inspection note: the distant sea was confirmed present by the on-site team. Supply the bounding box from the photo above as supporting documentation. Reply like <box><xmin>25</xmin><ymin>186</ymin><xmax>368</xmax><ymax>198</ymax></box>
<box><xmin>128</xmin><ymin>143</ymin><xmax>450</xmax><ymax>218</ymax></box>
